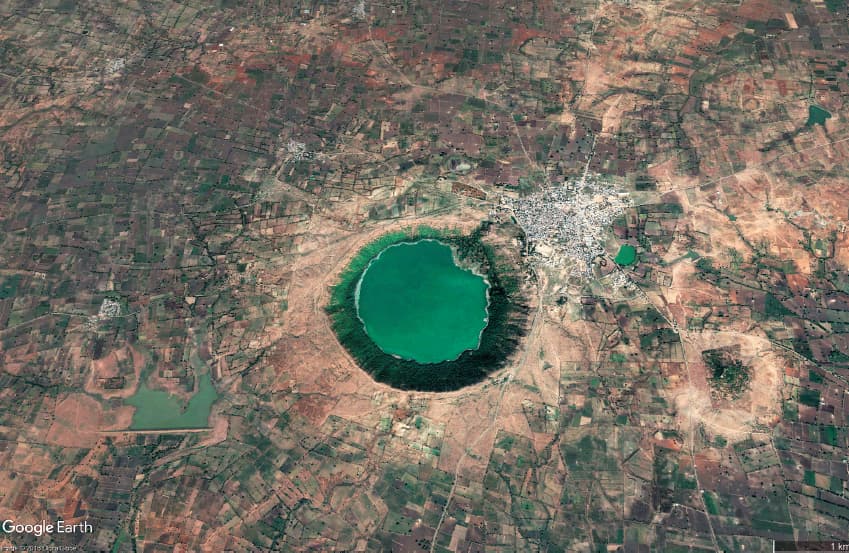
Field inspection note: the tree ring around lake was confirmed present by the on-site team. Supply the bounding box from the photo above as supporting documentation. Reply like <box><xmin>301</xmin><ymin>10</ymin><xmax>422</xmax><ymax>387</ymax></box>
<box><xmin>326</xmin><ymin>222</ymin><xmax>532</xmax><ymax>392</ymax></box>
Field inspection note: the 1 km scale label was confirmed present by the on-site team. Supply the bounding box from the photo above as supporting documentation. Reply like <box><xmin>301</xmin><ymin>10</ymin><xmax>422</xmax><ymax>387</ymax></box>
<box><xmin>775</xmin><ymin>541</ymin><xmax>849</xmax><ymax>552</ymax></box>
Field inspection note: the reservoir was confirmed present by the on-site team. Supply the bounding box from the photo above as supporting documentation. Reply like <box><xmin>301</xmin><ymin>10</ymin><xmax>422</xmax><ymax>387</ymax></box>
<box><xmin>614</xmin><ymin>244</ymin><xmax>637</xmax><ymax>266</ymax></box>
<box><xmin>126</xmin><ymin>372</ymin><xmax>218</xmax><ymax>430</ymax></box>
<box><xmin>355</xmin><ymin>240</ymin><xmax>490</xmax><ymax>364</ymax></box>
<box><xmin>806</xmin><ymin>105</ymin><xmax>831</xmax><ymax>127</ymax></box>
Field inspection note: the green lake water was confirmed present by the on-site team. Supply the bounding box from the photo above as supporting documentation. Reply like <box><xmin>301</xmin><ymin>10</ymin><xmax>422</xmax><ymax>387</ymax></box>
<box><xmin>614</xmin><ymin>244</ymin><xmax>637</xmax><ymax>266</ymax></box>
<box><xmin>356</xmin><ymin>240</ymin><xmax>490</xmax><ymax>364</ymax></box>
<box><xmin>806</xmin><ymin>105</ymin><xmax>832</xmax><ymax>126</ymax></box>
<box><xmin>126</xmin><ymin>372</ymin><xmax>218</xmax><ymax>430</ymax></box>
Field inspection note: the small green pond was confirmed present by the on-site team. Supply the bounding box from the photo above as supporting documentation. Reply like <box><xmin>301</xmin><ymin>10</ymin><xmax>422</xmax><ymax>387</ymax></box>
<box><xmin>356</xmin><ymin>239</ymin><xmax>490</xmax><ymax>364</ymax></box>
<box><xmin>806</xmin><ymin>105</ymin><xmax>832</xmax><ymax>127</ymax></box>
<box><xmin>614</xmin><ymin>244</ymin><xmax>637</xmax><ymax>266</ymax></box>
<box><xmin>126</xmin><ymin>372</ymin><xmax>218</xmax><ymax>430</ymax></box>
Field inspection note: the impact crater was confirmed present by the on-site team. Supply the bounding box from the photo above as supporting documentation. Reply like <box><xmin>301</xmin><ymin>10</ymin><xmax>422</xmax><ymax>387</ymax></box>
<box><xmin>327</xmin><ymin>223</ymin><xmax>531</xmax><ymax>391</ymax></box>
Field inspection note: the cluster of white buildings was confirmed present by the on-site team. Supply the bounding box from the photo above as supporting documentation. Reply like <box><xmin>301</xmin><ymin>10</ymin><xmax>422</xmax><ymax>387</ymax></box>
<box><xmin>504</xmin><ymin>176</ymin><xmax>632</xmax><ymax>273</ymax></box>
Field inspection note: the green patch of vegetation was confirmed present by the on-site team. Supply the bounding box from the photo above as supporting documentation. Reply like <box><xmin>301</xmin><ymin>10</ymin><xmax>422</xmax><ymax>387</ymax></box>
<box><xmin>782</xmin><ymin>402</ymin><xmax>798</xmax><ymax>421</ymax></box>
<box><xmin>821</xmin><ymin>425</ymin><xmax>838</xmax><ymax>446</ymax></box>
<box><xmin>751</xmin><ymin>518</ymin><xmax>793</xmax><ymax>534</ymax></box>
<box><xmin>383</xmin><ymin>511</ymin><xmax>415</xmax><ymax>534</ymax></box>
<box><xmin>614</xmin><ymin>244</ymin><xmax>637</xmax><ymax>266</ymax></box>
<box><xmin>610</xmin><ymin>352</ymin><xmax>626</xmax><ymax>363</ymax></box>
<box><xmin>744</xmin><ymin>19</ymin><xmax>787</xmax><ymax>39</ymax></box>
<box><xmin>497</xmin><ymin>434</ymin><xmax>515</xmax><ymax>450</ymax></box>
<box><xmin>703</xmin><ymin>490</ymin><xmax>720</xmax><ymax>515</ymax></box>
<box><xmin>326</xmin><ymin>224</ymin><xmax>529</xmax><ymax>391</ymax></box>
<box><xmin>804</xmin><ymin>470</ymin><xmax>816</xmax><ymax>486</ymax></box>
<box><xmin>186</xmin><ymin>134</ymin><xmax>199</xmax><ymax>153</ymax></box>
<box><xmin>111</xmin><ymin>529</ymin><xmax>129</xmax><ymax>553</ymax></box>
<box><xmin>806</xmin><ymin>105</ymin><xmax>832</xmax><ymax>126</ymax></box>
<box><xmin>825</xmin><ymin>0</ymin><xmax>846</xmax><ymax>14</ymax></box>
<box><xmin>167</xmin><ymin>75</ymin><xmax>200</xmax><ymax>102</ymax></box>
<box><xmin>763</xmin><ymin>293</ymin><xmax>793</xmax><ymax>319</ymax></box>
<box><xmin>197</xmin><ymin>158</ymin><xmax>221</xmax><ymax>171</ymax></box>
<box><xmin>0</xmin><ymin>275</ymin><xmax>22</xmax><ymax>299</ymax></box>
<box><xmin>646</xmin><ymin>202</ymin><xmax>684</xmax><ymax>215</ymax></box>
<box><xmin>792</xmin><ymin>337</ymin><xmax>814</xmax><ymax>361</ymax></box>
<box><xmin>799</xmin><ymin>389</ymin><xmax>820</xmax><ymax>407</ymax></box>
<box><xmin>561</xmin><ymin>434</ymin><xmax>617</xmax><ymax>472</ymax></box>
<box><xmin>56</xmin><ymin>0</ymin><xmax>77</xmax><ymax>12</ymax></box>
<box><xmin>484</xmin><ymin>50</ymin><xmax>503</xmax><ymax>64</ymax></box>
<box><xmin>639</xmin><ymin>328</ymin><xmax>680</xmax><ymax>351</ymax></box>
<box><xmin>828</xmin><ymin>348</ymin><xmax>849</xmax><ymax>363</ymax></box>
<box><xmin>33</xmin><ymin>300</ymin><xmax>51</xmax><ymax>317</ymax></box>
<box><xmin>641</xmin><ymin>308</ymin><xmax>666</xmax><ymax>326</ymax></box>
<box><xmin>695</xmin><ymin>257</ymin><xmax>718</xmax><ymax>274</ymax></box>
<box><xmin>635</xmin><ymin>175</ymin><xmax>657</xmax><ymax>191</ymax></box>
<box><xmin>809</xmin><ymin>370</ymin><xmax>824</xmax><ymax>383</ymax></box>
<box><xmin>506</xmin><ymin>175</ymin><xmax>537</xmax><ymax>196</ymax></box>
<box><xmin>465</xmin><ymin>97</ymin><xmax>487</xmax><ymax>110</ymax></box>
<box><xmin>703</xmin><ymin>348</ymin><xmax>750</xmax><ymax>396</ymax></box>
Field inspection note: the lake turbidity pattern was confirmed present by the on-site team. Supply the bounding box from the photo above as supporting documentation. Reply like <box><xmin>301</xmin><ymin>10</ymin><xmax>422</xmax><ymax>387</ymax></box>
<box><xmin>356</xmin><ymin>240</ymin><xmax>489</xmax><ymax>364</ymax></box>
